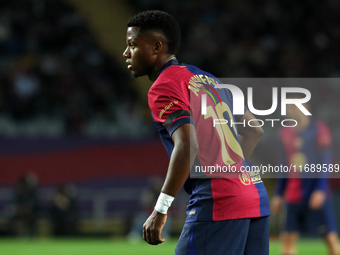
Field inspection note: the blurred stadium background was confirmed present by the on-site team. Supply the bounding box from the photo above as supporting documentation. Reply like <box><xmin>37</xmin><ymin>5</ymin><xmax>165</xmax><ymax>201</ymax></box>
<box><xmin>0</xmin><ymin>0</ymin><xmax>339</xmax><ymax>254</ymax></box>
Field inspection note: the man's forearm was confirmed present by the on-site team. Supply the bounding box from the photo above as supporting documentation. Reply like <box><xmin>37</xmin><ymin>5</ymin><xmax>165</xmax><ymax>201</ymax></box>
<box><xmin>160</xmin><ymin>124</ymin><xmax>198</xmax><ymax>198</ymax></box>
<box><xmin>161</xmin><ymin>140</ymin><xmax>197</xmax><ymax>197</ymax></box>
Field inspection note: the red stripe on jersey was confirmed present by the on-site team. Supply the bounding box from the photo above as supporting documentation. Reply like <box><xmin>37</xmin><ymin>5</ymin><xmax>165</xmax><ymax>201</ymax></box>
<box><xmin>211</xmin><ymin>178</ymin><xmax>261</xmax><ymax>220</ymax></box>
<box><xmin>167</xmin><ymin>116</ymin><xmax>191</xmax><ymax>130</ymax></box>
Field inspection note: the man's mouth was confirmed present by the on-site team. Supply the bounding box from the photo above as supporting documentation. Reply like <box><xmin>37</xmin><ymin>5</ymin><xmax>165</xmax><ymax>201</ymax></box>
<box><xmin>126</xmin><ymin>61</ymin><xmax>132</xmax><ymax>70</ymax></box>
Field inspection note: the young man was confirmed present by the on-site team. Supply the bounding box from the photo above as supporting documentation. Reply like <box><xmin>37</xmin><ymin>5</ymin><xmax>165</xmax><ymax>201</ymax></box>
<box><xmin>272</xmin><ymin>101</ymin><xmax>339</xmax><ymax>255</ymax></box>
<box><xmin>123</xmin><ymin>10</ymin><xmax>270</xmax><ymax>254</ymax></box>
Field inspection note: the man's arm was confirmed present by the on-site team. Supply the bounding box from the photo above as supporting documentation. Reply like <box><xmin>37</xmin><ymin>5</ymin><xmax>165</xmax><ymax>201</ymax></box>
<box><xmin>143</xmin><ymin>123</ymin><xmax>198</xmax><ymax>245</ymax></box>
<box><xmin>237</xmin><ymin>109</ymin><xmax>264</xmax><ymax>159</ymax></box>
<box><xmin>161</xmin><ymin>123</ymin><xmax>198</xmax><ymax>196</ymax></box>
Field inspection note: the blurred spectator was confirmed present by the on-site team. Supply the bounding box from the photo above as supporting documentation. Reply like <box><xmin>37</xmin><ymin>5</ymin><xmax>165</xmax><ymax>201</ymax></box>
<box><xmin>0</xmin><ymin>0</ymin><xmax>149</xmax><ymax>137</ymax></box>
<box><xmin>272</xmin><ymin>99</ymin><xmax>339</xmax><ymax>255</ymax></box>
<box><xmin>130</xmin><ymin>0</ymin><xmax>340</xmax><ymax>78</ymax></box>
<box><xmin>10</xmin><ymin>173</ymin><xmax>38</xmax><ymax>236</ymax></box>
<box><xmin>50</xmin><ymin>184</ymin><xmax>77</xmax><ymax>236</ymax></box>
<box><xmin>1</xmin><ymin>0</ymin><xmax>340</xmax><ymax>137</ymax></box>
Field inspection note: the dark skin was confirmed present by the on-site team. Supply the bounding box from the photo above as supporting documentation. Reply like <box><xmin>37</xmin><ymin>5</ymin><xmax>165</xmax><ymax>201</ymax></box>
<box><xmin>123</xmin><ymin>26</ymin><xmax>263</xmax><ymax>245</ymax></box>
<box><xmin>123</xmin><ymin>27</ymin><xmax>175</xmax><ymax>81</ymax></box>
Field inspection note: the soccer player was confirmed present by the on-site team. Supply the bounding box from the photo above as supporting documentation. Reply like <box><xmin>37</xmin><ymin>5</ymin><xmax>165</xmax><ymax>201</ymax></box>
<box><xmin>123</xmin><ymin>10</ymin><xmax>270</xmax><ymax>254</ymax></box>
<box><xmin>272</xmin><ymin>100</ymin><xmax>339</xmax><ymax>255</ymax></box>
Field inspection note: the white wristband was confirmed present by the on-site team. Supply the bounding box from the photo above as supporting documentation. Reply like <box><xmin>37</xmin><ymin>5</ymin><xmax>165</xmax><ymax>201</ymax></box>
<box><xmin>154</xmin><ymin>192</ymin><xmax>175</xmax><ymax>214</ymax></box>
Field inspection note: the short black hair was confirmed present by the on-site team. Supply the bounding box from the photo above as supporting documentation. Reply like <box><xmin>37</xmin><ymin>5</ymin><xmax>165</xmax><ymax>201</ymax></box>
<box><xmin>127</xmin><ymin>10</ymin><xmax>181</xmax><ymax>55</ymax></box>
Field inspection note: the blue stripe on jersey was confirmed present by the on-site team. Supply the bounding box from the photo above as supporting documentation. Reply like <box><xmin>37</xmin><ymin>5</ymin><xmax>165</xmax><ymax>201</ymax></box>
<box><xmin>152</xmin><ymin>114</ymin><xmax>174</xmax><ymax>157</ymax></box>
<box><xmin>244</xmin><ymin>159</ymin><xmax>271</xmax><ymax>217</ymax></box>
<box><xmin>256</xmin><ymin>183</ymin><xmax>271</xmax><ymax>217</ymax></box>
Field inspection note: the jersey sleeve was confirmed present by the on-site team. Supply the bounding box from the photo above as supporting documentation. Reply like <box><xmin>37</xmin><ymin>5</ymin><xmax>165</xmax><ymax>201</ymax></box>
<box><xmin>148</xmin><ymin>82</ymin><xmax>194</xmax><ymax>136</ymax></box>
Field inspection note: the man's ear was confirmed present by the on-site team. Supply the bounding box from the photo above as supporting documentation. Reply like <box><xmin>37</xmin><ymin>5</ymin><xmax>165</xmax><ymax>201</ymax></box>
<box><xmin>154</xmin><ymin>41</ymin><xmax>163</xmax><ymax>54</ymax></box>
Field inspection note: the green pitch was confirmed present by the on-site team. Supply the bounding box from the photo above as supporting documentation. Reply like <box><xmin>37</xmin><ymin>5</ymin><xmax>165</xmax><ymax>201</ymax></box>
<box><xmin>0</xmin><ymin>238</ymin><xmax>327</xmax><ymax>255</ymax></box>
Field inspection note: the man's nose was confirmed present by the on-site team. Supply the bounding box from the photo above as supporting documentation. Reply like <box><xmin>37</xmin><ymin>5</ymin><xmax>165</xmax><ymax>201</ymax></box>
<box><xmin>123</xmin><ymin>47</ymin><xmax>130</xmax><ymax>58</ymax></box>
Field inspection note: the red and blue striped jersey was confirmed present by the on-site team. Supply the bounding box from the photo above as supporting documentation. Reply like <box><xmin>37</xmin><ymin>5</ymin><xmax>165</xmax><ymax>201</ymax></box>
<box><xmin>275</xmin><ymin>120</ymin><xmax>332</xmax><ymax>203</ymax></box>
<box><xmin>148</xmin><ymin>60</ymin><xmax>270</xmax><ymax>221</ymax></box>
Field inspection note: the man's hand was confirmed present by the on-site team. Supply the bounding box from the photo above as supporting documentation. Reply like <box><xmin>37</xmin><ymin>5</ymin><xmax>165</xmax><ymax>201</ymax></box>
<box><xmin>142</xmin><ymin>124</ymin><xmax>196</xmax><ymax>245</ymax></box>
<box><xmin>143</xmin><ymin>209</ymin><xmax>167</xmax><ymax>245</ymax></box>
<box><xmin>309</xmin><ymin>190</ymin><xmax>326</xmax><ymax>210</ymax></box>
<box><xmin>271</xmin><ymin>195</ymin><xmax>283</xmax><ymax>214</ymax></box>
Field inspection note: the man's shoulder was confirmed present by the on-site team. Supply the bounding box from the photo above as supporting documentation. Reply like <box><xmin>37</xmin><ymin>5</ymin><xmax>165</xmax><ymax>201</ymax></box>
<box><xmin>149</xmin><ymin>64</ymin><xmax>192</xmax><ymax>95</ymax></box>
<box><xmin>148</xmin><ymin>62</ymin><xmax>218</xmax><ymax>99</ymax></box>
<box><xmin>156</xmin><ymin>64</ymin><xmax>193</xmax><ymax>83</ymax></box>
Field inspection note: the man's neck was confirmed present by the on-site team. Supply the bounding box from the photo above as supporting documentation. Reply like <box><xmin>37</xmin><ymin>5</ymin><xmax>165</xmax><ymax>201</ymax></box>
<box><xmin>149</xmin><ymin>55</ymin><xmax>177</xmax><ymax>81</ymax></box>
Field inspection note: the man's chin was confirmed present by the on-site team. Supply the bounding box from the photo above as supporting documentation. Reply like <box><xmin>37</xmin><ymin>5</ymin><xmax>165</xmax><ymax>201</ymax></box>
<box><xmin>130</xmin><ymin>71</ymin><xmax>144</xmax><ymax>78</ymax></box>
